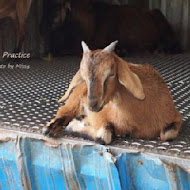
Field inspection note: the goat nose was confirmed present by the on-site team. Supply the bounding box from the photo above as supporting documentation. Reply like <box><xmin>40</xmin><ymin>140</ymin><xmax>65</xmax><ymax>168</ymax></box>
<box><xmin>89</xmin><ymin>101</ymin><xmax>98</xmax><ymax>110</ymax></box>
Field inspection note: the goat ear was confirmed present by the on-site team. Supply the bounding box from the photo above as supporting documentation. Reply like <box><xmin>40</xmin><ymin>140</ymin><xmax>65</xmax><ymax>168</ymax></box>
<box><xmin>58</xmin><ymin>70</ymin><xmax>84</xmax><ymax>103</ymax></box>
<box><xmin>117</xmin><ymin>60</ymin><xmax>145</xmax><ymax>100</ymax></box>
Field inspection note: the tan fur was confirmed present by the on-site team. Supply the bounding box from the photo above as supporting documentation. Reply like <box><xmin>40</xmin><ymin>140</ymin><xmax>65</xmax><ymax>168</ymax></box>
<box><xmin>43</xmin><ymin>47</ymin><xmax>182</xmax><ymax>144</ymax></box>
<box><xmin>58</xmin><ymin>70</ymin><xmax>84</xmax><ymax>103</ymax></box>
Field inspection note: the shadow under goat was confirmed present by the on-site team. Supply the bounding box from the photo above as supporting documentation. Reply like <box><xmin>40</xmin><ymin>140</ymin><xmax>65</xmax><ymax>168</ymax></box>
<box><xmin>43</xmin><ymin>41</ymin><xmax>182</xmax><ymax>144</ymax></box>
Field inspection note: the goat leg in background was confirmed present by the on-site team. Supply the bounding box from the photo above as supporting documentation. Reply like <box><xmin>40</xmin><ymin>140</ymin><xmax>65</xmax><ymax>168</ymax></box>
<box><xmin>15</xmin><ymin>0</ymin><xmax>32</xmax><ymax>52</ymax></box>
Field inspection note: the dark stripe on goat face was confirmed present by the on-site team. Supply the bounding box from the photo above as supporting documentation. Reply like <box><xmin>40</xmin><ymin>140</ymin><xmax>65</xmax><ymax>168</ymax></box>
<box><xmin>88</xmin><ymin>77</ymin><xmax>98</xmax><ymax>100</ymax></box>
<box><xmin>88</xmin><ymin>77</ymin><xmax>105</xmax><ymax>111</ymax></box>
<box><xmin>88</xmin><ymin>94</ymin><xmax>97</xmax><ymax>100</ymax></box>
<box><xmin>86</xmin><ymin>54</ymin><xmax>104</xmax><ymax>101</ymax></box>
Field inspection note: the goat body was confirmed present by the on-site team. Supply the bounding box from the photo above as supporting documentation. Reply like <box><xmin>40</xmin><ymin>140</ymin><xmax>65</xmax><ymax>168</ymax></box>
<box><xmin>41</xmin><ymin>0</ymin><xmax>181</xmax><ymax>56</ymax></box>
<box><xmin>43</xmin><ymin>41</ymin><xmax>181</xmax><ymax>144</ymax></box>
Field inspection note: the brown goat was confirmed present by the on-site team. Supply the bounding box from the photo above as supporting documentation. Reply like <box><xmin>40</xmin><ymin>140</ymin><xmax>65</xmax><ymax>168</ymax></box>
<box><xmin>0</xmin><ymin>0</ymin><xmax>32</xmax><ymax>51</ymax></box>
<box><xmin>45</xmin><ymin>0</ymin><xmax>180</xmax><ymax>56</ymax></box>
<box><xmin>43</xmin><ymin>41</ymin><xmax>182</xmax><ymax>144</ymax></box>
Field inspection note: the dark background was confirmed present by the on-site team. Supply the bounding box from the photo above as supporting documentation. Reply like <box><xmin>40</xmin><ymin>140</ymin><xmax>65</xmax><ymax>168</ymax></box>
<box><xmin>0</xmin><ymin>0</ymin><xmax>189</xmax><ymax>58</ymax></box>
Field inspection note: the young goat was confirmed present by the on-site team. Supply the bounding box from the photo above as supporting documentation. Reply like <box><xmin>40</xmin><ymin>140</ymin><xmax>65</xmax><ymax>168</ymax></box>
<box><xmin>43</xmin><ymin>41</ymin><xmax>182</xmax><ymax>144</ymax></box>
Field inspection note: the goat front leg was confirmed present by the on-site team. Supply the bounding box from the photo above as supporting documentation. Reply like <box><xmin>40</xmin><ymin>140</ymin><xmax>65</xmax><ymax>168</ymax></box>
<box><xmin>66</xmin><ymin>111</ymin><xmax>115</xmax><ymax>144</ymax></box>
<box><xmin>42</xmin><ymin>105</ymin><xmax>77</xmax><ymax>137</ymax></box>
<box><xmin>42</xmin><ymin>85</ymin><xmax>85</xmax><ymax>137</ymax></box>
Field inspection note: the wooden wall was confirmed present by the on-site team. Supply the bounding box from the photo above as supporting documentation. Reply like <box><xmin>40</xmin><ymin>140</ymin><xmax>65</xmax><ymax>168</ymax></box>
<box><xmin>122</xmin><ymin>0</ymin><xmax>190</xmax><ymax>50</ymax></box>
<box><xmin>149</xmin><ymin>0</ymin><xmax>190</xmax><ymax>50</ymax></box>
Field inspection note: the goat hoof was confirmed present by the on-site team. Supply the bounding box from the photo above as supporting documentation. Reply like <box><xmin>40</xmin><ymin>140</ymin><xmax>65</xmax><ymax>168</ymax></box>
<box><xmin>95</xmin><ymin>138</ymin><xmax>106</xmax><ymax>145</ymax></box>
<box><xmin>42</xmin><ymin>118</ymin><xmax>66</xmax><ymax>137</ymax></box>
<box><xmin>96</xmin><ymin>127</ymin><xmax>113</xmax><ymax>145</ymax></box>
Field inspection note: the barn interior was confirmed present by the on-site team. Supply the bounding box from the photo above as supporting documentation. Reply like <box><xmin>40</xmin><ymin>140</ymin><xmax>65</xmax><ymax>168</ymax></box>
<box><xmin>0</xmin><ymin>0</ymin><xmax>190</xmax><ymax>188</ymax></box>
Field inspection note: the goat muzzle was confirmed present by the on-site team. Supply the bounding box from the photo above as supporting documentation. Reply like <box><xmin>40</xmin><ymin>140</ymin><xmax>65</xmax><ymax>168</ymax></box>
<box><xmin>89</xmin><ymin>100</ymin><xmax>104</xmax><ymax>112</ymax></box>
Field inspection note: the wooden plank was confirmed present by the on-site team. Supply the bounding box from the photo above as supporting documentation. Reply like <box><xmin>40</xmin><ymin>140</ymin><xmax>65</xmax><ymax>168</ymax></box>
<box><xmin>149</xmin><ymin>0</ymin><xmax>190</xmax><ymax>50</ymax></box>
